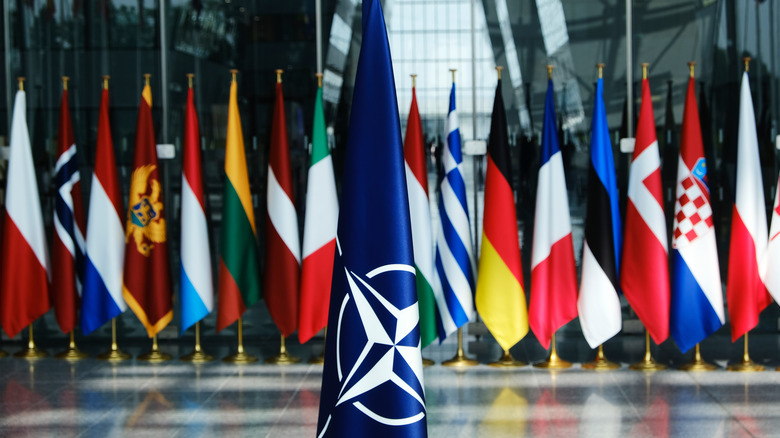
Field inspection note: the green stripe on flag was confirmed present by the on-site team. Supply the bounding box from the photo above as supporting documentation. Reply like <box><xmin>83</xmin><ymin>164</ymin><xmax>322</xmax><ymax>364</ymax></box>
<box><xmin>311</xmin><ymin>87</ymin><xmax>329</xmax><ymax>165</ymax></box>
<box><xmin>220</xmin><ymin>180</ymin><xmax>261</xmax><ymax>309</ymax></box>
<box><xmin>416</xmin><ymin>266</ymin><xmax>438</xmax><ymax>348</ymax></box>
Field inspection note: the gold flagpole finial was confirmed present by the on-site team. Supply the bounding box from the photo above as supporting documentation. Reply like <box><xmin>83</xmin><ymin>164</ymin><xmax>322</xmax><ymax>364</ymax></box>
<box><xmin>687</xmin><ymin>62</ymin><xmax>696</xmax><ymax>78</ymax></box>
<box><xmin>143</xmin><ymin>73</ymin><xmax>151</xmax><ymax>87</ymax></box>
<box><xmin>17</xmin><ymin>77</ymin><xmax>25</xmax><ymax>91</ymax></box>
<box><xmin>230</xmin><ymin>69</ymin><xmax>238</xmax><ymax>82</ymax></box>
<box><xmin>316</xmin><ymin>72</ymin><xmax>323</xmax><ymax>88</ymax></box>
<box><xmin>276</xmin><ymin>69</ymin><xmax>283</xmax><ymax>83</ymax></box>
<box><xmin>449</xmin><ymin>69</ymin><xmax>456</xmax><ymax>83</ymax></box>
<box><xmin>410</xmin><ymin>74</ymin><xmax>417</xmax><ymax>88</ymax></box>
<box><xmin>597</xmin><ymin>63</ymin><xmax>605</xmax><ymax>79</ymax></box>
<box><xmin>496</xmin><ymin>66</ymin><xmax>503</xmax><ymax>80</ymax></box>
<box><xmin>102</xmin><ymin>75</ymin><xmax>110</xmax><ymax>90</ymax></box>
<box><xmin>743</xmin><ymin>57</ymin><xmax>751</xmax><ymax>72</ymax></box>
<box><xmin>62</xmin><ymin>76</ymin><xmax>70</xmax><ymax>91</ymax></box>
<box><xmin>546</xmin><ymin>65</ymin><xmax>553</xmax><ymax>79</ymax></box>
<box><xmin>641</xmin><ymin>63</ymin><xmax>649</xmax><ymax>80</ymax></box>
<box><xmin>186</xmin><ymin>73</ymin><xmax>194</xmax><ymax>89</ymax></box>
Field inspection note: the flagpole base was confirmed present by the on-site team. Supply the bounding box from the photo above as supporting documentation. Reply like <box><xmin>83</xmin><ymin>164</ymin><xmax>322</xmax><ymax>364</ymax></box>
<box><xmin>14</xmin><ymin>346</ymin><xmax>48</xmax><ymax>359</ymax></box>
<box><xmin>489</xmin><ymin>351</ymin><xmax>525</xmax><ymax>368</ymax></box>
<box><xmin>223</xmin><ymin>350</ymin><xmax>258</xmax><ymax>364</ymax></box>
<box><xmin>97</xmin><ymin>349</ymin><xmax>132</xmax><ymax>361</ymax></box>
<box><xmin>138</xmin><ymin>350</ymin><xmax>173</xmax><ymax>363</ymax></box>
<box><xmin>55</xmin><ymin>346</ymin><xmax>89</xmax><ymax>361</ymax></box>
<box><xmin>629</xmin><ymin>358</ymin><xmax>667</xmax><ymax>371</ymax></box>
<box><xmin>265</xmin><ymin>350</ymin><xmax>301</xmax><ymax>365</ymax></box>
<box><xmin>534</xmin><ymin>356</ymin><xmax>572</xmax><ymax>369</ymax></box>
<box><xmin>442</xmin><ymin>352</ymin><xmax>478</xmax><ymax>368</ymax></box>
<box><xmin>180</xmin><ymin>350</ymin><xmax>215</xmax><ymax>363</ymax></box>
<box><xmin>422</xmin><ymin>358</ymin><xmax>435</xmax><ymax>367</ymax></box>
<box><xmin>308</xmin><ymin>353</ymin><xmax>325</xmax><ymax>365</ymax></box>
<box><xmin>582</xmin><ymin>357</ymin><xmax>620</xmax><ymax>370</ymax></box>
<box><xmin>727</xmin><ymin>359</ymin><xmax>765</xmax><ymax>372</ymax></box>
<box><xmin>679</xmin><ymin>357</ymin><xmax>717</xmax><ymax>371</ymax></box>
<box><xmin>0</xmin><ymin>350</ymin><xmax>7</xmax><ymax>358</ymax></box>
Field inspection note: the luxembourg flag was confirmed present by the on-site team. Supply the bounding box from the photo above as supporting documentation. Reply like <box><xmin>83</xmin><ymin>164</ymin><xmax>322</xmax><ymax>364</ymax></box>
<box><xmin>727</xmin><ymin>70</ymin><xmax>772</xmax><ymax>341</ymax></box>
<box><xmin>669</xmin><ymin>75</ymin><xmax>725</xmax><ymax>353</ymax></box>
<box><xmin>81</xmin><ymin>80</ymin><xmax>127</xmax><ymax>335</ymax></box>
<box><xmin>0</xmin><ymin>85</ymin><xmax>51</xmax><ymax>338</ymax></box>
<box><xmin>180</xmin><ymin>77</ymin><xmax>213</xmax><ymax>335</ymax></box>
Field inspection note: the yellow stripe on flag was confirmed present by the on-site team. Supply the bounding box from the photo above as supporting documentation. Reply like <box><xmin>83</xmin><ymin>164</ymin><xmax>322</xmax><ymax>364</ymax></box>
<box><xmin>476</xmin><ymin>235</ymin><xmax>529</xmax><ymax>350</ymax></box>
<box><xmin>225</xmin><ymin>79</ymin><xmax>256</xmax><ymax>235</ymax></box>
<box><xmin>142</xmin><ymin>84</ymin><xmax>152</xmax><ymax>107</ymax></box>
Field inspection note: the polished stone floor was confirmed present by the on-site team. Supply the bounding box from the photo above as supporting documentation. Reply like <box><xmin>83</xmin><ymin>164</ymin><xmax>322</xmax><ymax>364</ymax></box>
<box><xmin>1</xmin><ymin>329</ymin><xmax>780</xmax><ymax>437</ymax></box>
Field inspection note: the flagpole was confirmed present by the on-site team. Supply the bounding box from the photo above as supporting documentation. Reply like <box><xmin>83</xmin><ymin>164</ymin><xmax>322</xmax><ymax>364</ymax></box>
<box><xmin>138</xmin><ymin>334</ymin><xmax>172</xmax><ymax>362</ymax></box>
<box><xmin>309</xmin><ymin>327</ymin><xmax>326</xmax><ymax>365</ymax></box>
<box><xmin>442</xmin><ymin>327</ymin><xmax>478</xmax><ymax>367</ymax></box>
<box><xmin>534</xmin><ymin>332</ymin><xmax>572</xmax><ymax>369</ymax></box>
<box><xmin>14</xmin><ymin>323</ymin><xmax>48</xmax><ymax>359</ymax></box>
<box><xmin>223</xmin><ymin>317</ymin><xmax>258</xmax><ymax>363</ymax></box>
<box><xmin>97</xmin><ymin>318</ymin><xmax>131</xmax><ymax>361</ymax></box>
<box><xmin>582</xmin><ymin>344</ymin><xmax>620</xmax><ymax>370</ymax></box>
<box><xmin>728</xmin><ymin>332</ymin><xmax>764</xmax><ymax>371</ymax></box>
<box><xmin>629</xmin><ymin>330</ymin><xmax>667</xmax><ymax>371</ymax></box>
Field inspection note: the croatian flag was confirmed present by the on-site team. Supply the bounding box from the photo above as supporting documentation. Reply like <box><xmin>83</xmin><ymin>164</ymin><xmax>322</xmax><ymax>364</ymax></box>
<box><xmin>670</xmin><ymin>76</ymin><xmax>725</xmax><ymax>353</ymax></box>
<box><xmin>81</xmin><ymin>82</ymin><xmax>127</xmax><ymax>335</ymax></box>
<box><xmin>432</xmin><ymin>81</ymin><xmax>476</xmax><ymax>341</ymax></box>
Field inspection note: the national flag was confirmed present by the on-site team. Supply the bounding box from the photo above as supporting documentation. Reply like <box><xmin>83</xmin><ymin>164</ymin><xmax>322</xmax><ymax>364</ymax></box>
<box><xmin>81</xmin><ymin>79</ymin><xmax>127</xmax><ymax>335</ymax></box>
<box><xmin>216</xmin><ymin>72</ymin><xmax>261</xmax><ymax>331</ymax></box>
<box><xmin>122</xmin><ymin>77</ymin><xmax>173</xmax><ymax>337</ymax></box>
<box><xmin>264</xmin><ymin>75</ymin><xmax>301</xmax><ymax>337</ymax></box>
<box><xmin>51</xmin><ymin>79</ymin><xmax>87</xmax><ymax>334</ymax></box>
<box><xmin>179</xmin><ymin>77</ymin><xmax>214</xmax><ymax>335</ymax></box>
<box><xmin>621</xmin><ymin>75</ymin><xmax>671</xmax><ymax>345</ymax></box>
<box><xmin>432</xmin><ymin>80</ymin><xmax>476</xmax><ymax>341</ymax></box>
<box><xmin>404</xmin><ymin>81</ymin><xmax>438</xmax><ymax>348</ymax></box>
<box><xmin>0</xmin><ymin>85</ymin><xmax>50</xmax><ymax>338</ymax></box>
<box><xmin>670</xmin><ymin>75</ymin><xmax>725</xmax><ymax>353</ymax></box>
<box><xmin>475</xmin><ymin>77</ymin><xmax>528</xmax><ymax>351</ymax></box>
<box><xmin>727</xmin><ymin>71</ymin><xmax>772</xmax><ymax>340</ymax></box>
<box><xmin>577</xmin><ymin>76</ymin><xmax>623</xmax><ymax>348</ymax></box>
<box><xmin>316</xmin><ymin>0</ymin><xmax>426</xmax><ymax>435</ymax></box>
<box><xmin>299</xmin><ymin>77</ymin><xmax>338</xmax><ymax>344</ymax></box>
<box><xmin>762</xmin><ymin>174</ymin><xmax>780</xmax><ymax>301</ymax></box>
<box><xmin>529</xmin><ymin>77</ymin><xmax>578</xmax><ymax>349</ymax></box>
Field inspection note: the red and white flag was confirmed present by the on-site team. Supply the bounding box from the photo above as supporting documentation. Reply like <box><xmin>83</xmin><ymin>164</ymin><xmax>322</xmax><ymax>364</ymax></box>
<box><xmin>728</xmin><ymin>71</ymin><xmax>771</xmax><ymax>340</ymax></box>
<box><xmin>762</xmin><ymin>173</ymin><xmax>780</xmax><ymax>302</ymax></box>
<box><xmin>1</xmin><ymin>87</ymin><xmax>51</xmax><ymax>338</ymax></box>
<box><xmin>621</xmin><ymin>76</ymin><xmax>670</xmax><ymax>345</ymax></box>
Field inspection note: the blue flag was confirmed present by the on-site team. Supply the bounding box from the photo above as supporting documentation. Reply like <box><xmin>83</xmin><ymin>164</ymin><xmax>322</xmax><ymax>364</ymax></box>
<box><xmin>316</xmin><ymin>1</ymin><xmax>427</xmax><ymax>437</ymax></box>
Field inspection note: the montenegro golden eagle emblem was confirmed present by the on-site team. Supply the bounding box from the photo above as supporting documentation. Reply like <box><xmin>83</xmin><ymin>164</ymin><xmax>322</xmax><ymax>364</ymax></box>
<box><xmin>126</xmin><ymin>164</ymin><xmax>166</xmax><ymax>256</ymax></box>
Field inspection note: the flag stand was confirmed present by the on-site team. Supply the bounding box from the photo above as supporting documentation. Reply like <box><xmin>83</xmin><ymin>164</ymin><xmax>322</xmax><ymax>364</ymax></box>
<box><xmin>55</xmin><ymin>331</ymin><xmax>89</xmax><ymax>361</ymax></box>
<box><xmin>138</xmin><ymin>335</ymin><xmax>172</xmax><ymax>362</ymax></box>
<box><xmin>728</xmin><ymin>333</ymin><xmax>764</xmax><ymax>371</ymax></box>
<box><xmin>223</xmin><ymin>318</ymin><xmax>257</xmax><ymax>363</ymax></box>
<box><xmin>0</xmin><ymin>348</ymin><xmax>7</xmax><ymax>358</ymax></box>
<box><xmin>534</xmin><ymin>332</ymin><xmax>571</xmax><ymax>369</ymax></box>
<box><xmin>14</xmin><ymin>325</ymin><xmax>48</xmax><ymax>359</ymax></box>
<box><xmin>422</xmin><ymin>357</ymin><xmax>435</xmax><ymax>367</ymax></box>
<box><xmin>442</xmin><ymin>328</ymin><xmax>478</xmax><ymax>367</ymax></box>
<box><xmin>97</xmin><ymin>318</ymin><xmax>131</xmax><ymax>361</ymax></box>
<box><xmin>308</xmin><ymin>329</ymin><xmax>326</xmax><ymax>364</ymax></box>
<box><xmin>266</xmin><ymin>334</ymin><xmax>301</xmax><ymax>365</ymax></box>
<box><xmin>582</xmin><ymin>344</ymin><xmax>619</xmax><ymax>370</ymax></box>
<box><xmin>489</xmin><ymin>349</ymin><xmax>525</xmax><ymax>368</ymax></box>
<box><xmin>629</xmin><ymin>331</ymin><xmax>666</xmax><ymax>371</ymax></box>
<box><xmin>679</xmin><ymin>343</ymin><xmax>716</xmax><ymax>371</ymax></box>
<box><xmin>180</xmin><ymin>322</ymin><xmax>214</xmax><ymax>363</ymax></box>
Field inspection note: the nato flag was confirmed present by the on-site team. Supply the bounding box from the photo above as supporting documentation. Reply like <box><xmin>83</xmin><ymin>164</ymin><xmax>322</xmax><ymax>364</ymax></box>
<box><xmin>315</xmin><ymin>0</ymin><xmax>427</xmax><ymax>437</ymax></box>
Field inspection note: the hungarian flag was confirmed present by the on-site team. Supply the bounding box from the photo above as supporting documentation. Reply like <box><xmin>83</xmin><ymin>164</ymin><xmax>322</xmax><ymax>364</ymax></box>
<box><xmin>404</xmin><ymin>82</ymin><xmax>438</xmax><ymax>348</ymax></box>
<box><xmin>51</xmin><ymin>80</ymin><xmax>87</xmax><ymax>334</ymax></box>
<box><xmin>299</xmin><ymin>78</ymin><xmax>338</xmax><ymax>344</ymax></box>
<box><xmin>81</xmin><ymin>80</ymin><xmax>127</xmax><ymax>335</ymax></box>
<box><xmin>669</xmin><ymin>75</ymin><xmax>725</xmax><ymax>353</ymax></box>
<box><xmin>727</xmin><ymin>71</ymin><xmax>771</xmax><ymax>341</ymax></box>
<box><xmin>0</xmin><ymin>86</ymin><xmax>51</xmax><ymax>338</ymax></box>
<box><xmin>263</xmin><ymin>77</ymin><xmax>301</xmax><ymax>338</ymax></box>
<box><xmin>122</xmin><ymin>78</ymin><xmax>173</xmax><ymax>337</ymax></box>
<box><xmin>475</xmin><ymin>77</ymin><xmax>529</xmax><ymax>352</ymax></box>
<box><xmin>179</xmin><ymin>77</ymin><xmax>214</xmax><ymax>335</ymax></box>
<box><xmin>529</xmin><ymin>77</ymin><xmax>578</xmax><ymax>349</ymax></box>
<box><xmin>621</xmin><ymin>76</ymin><xmax>670</xmax><ymax>345</ymax></box>
<box><xmin>217</xmin><ymin>73</ymin><xmax>261</xmax><ymax>331</ymax></box>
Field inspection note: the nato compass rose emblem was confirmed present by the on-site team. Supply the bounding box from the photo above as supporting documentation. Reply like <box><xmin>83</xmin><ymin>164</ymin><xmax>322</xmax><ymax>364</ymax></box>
<box><xmin>320</xmin><ymin>262</ymin><xmax>426</xmax><ymax>434</ymax></box>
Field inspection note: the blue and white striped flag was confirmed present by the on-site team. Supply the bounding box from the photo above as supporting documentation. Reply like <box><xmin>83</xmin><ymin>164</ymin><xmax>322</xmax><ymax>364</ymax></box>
<box><xmin>433</xmin><ymin>81</ymin><xmax>476</xmax><ymax>340</ymax></box>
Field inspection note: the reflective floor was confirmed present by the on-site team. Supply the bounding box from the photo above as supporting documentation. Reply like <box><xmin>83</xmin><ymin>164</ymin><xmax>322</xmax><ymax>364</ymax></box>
<box><xmin>1</xmin><ymin>330</ymin><xmax>780</xmax><ymax>437</ymax></box>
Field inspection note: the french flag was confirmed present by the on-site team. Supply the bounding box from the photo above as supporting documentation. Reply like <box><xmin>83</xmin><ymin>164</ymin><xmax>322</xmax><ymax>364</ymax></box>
<box><xmin>81</xmin><ymin>81</ymin><xmax>127</xmax><ymax>335</ymax></box>
<box><xmin>726</xmin><ymin>71</ymin><xmax>772</xmax><ymax>341</ymax></box>
<box><xmin>0</xmin><ymin>86</ymin><xmax>51</xmax><ymax>338</ymax></box>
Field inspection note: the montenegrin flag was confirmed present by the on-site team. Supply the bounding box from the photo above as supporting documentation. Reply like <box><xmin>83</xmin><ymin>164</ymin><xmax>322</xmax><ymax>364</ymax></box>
<box><xmin>299</xmin><ymin>78</ymin><xmax>338</xmax><ymax>344</ymax></box>
<box><xmin>670</xmin><ymin>75</ymin><xmax>725</xmax><ymax>353</ymax></box>
<box><xmin>621</xmin><ymin>75</ymin><xmax>670</xmax><ymax>345</ymax></box>
<box><xmin>317</xmin><ymin>0</ymin><xmax>426</xmax><ymax>435</ymax></box>
<box><xmin>52</xmin><ymin>80</ymin><xmax>87</xmax><ymax>334</ymax></box>
<box><xmin>264</xmin><ymin>76</ymin><xmax>301</xmax><ymax>337</ymax></box>
<box><xmin>727</xmin><ymin>71</ymin><xmax>772</xmax><ymax>341</ymax></box>
<box><xmin>529</xmin><ymin>77</ymin><xmax>578</xmax><ymax>350</ymax></box>
<box><xmin>0</xmin><ymin>85</ymin><xmax>51</xmax><ymax>338</ymax></box>
<box><xmin>475</xmin><ymin>77</ymin><xmax>529</xmax><ymax>351</ymax></box>
<box><xmin>81</xmin><ymin>79</ymin><xmax>127</xmax><ymax>335</ymax></box>
<box><xmin>217</xmin><ymin>72</ymin><xmax>261</xmax><ymax>331</ymax></box>
<box><xmin>179</xmin><ymin>77</ymin><xmax>214</xmax><ymax>335</ymax></box>
<box><xmin>122</xmin><ymin>77</ymin><xmax>173</xmax><ymax>337</ymax></box>
<box><xmin>404</xmin><ymin>82</ymin><xmax>438</xmax><ymax>348</ymax></box>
